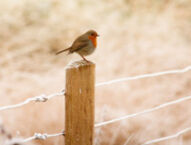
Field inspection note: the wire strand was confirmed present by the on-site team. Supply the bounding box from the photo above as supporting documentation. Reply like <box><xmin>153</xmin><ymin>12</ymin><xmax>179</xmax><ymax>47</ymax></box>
<box><xmin>0</xmin><ymin>92</ymin><xmax>64</xmax><ymax>111</ymax></box>
<box><xmin>5</xmin><ymin>132</ymin><xmax>64</xmax><ymax>144</ymax></box>
<box><xmin>96</xmin><ymin>65</ymin><xmax>191</xmax><ymax>87</ymax></box>
<box><xmin>142</xmin><ymin>127</ymin><xmax>191</xmax><ymax>145</ymax></box>
<box><xmin>95</xmin><ymin>95</ymin><xmax>191</xmax><ymax>127</ymax></box>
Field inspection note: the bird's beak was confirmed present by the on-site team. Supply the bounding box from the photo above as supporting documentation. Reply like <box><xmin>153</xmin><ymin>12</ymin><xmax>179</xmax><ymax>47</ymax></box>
<box><xmin>97</xmin><ymin>34</ymin><xmax>100</xmax><ymax>37</ymax></box>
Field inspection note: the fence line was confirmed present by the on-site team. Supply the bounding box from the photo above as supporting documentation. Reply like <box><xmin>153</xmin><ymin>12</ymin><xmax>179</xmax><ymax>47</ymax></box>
<box><xmin>142</xmin><ymin>127</ymin><xmax>191</xmax><ymax>145</ymax></box>
<box><xmin>95</xmin><ymin>95</ymin><xmax>191</xmax><ymax>127</ymax></box>
<box><xmin>1</xmin><ymin>65</ymin><xmax>191</xmax><ymax>112</ymax></box>
<box><xmin>8</xmin><ymin>126</ymin><xmax>191</xmax><ymax>145</ymax></box>
<box><xmin>4</xmin><ymin>120</ymin><xmax>191</xmax><ymax>144</ymax></box>
<box><xmin>4</xmin><ymin>113</ymin><xmax>191</xmax><ymax>144</ymax></box>
<box><xmin>1</xmin><ymin>65</ymin><xmax>191</xmax><ymax>144</ymax></box>
<box><xmin>0</xmin><ymin>92</ymin><xmax>64</xmax><ymax>111</ymax></box>
<box><xmin>96</xmin><ymin>65</ymin><xmax>191</xmax><ymax>87</ymax></box>
<box><xmin>5</xmin><ymin>132</ymin><xmax>64</xmax><ymax>144</ymax></box>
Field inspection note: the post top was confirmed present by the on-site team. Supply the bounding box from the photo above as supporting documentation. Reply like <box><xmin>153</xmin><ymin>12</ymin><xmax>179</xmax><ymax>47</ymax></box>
<box><xmin>65</xmin><ymin>60</ymin><xmax>95</xmax><ymax>69</ymax></box>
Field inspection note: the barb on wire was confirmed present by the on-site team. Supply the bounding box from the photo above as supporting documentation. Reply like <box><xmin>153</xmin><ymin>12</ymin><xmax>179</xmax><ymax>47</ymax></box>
<box><xmin>5</xmin><ymin>131</ymin><xmax>65</xmax><ymax>144</ymax></box>
<box><xmin>142</xmin><ymin>127</ymin><xmax>191</xmax><ymax>145</ymax></box>
<box><xmin>96</xmin><ymin>65</ymin><xmax>191</xmax><ymax>87</ymax></box>
<box><xmin>95</xmin><ymin>95</ymin><xmax>191</xmax><ymax>127</ymax></box>
<box><xmin>0</xmin><ymin>91</ymin><xmax>65</xmax><ymax>111</ymax></box>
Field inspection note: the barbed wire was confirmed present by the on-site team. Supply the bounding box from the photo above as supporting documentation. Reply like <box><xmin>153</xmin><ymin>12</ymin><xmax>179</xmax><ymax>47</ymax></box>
<box><xmin>0</xmin><ymin>91</ymin><xmax>64</xmax><ymax>111</ymax></box>
<box><xmin>5</xmin><ymin>131</ymin><xmax>65</xmax><ymax>145</ymax></box>
<box><xmin>4</xmin><ymin>126</ymin><xmax>191</xmax><ymax>144</ymax></box>
<box><xmin>1</xmin><ymin>65</ymin><xmax>191</xmax><ymax>144</ymax></box>
<box><xmin>1</xmin><ymin>65</ymin><xmax>191</xmax><ymax>112</ymax></box>
<box><xmin>96</xmin><ymin>65</ymin><xmax>191</xmax><ymax>87</ymax></box>
<box><xmin>95</xmin><ymin>95</ymin><xmax>191</xmax><ymax>127</ymax></box>
<box><xmin>142</xmin><ymin>127</ymin><xmax>191</xmax><ymax>145</ymax></box>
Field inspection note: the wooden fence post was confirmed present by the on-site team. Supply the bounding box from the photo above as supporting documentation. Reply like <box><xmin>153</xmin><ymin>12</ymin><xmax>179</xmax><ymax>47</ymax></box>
<box><xmin>65</xmin><ymin>60</ymin><xmax>95</xmax><ymax>145</ymax></box>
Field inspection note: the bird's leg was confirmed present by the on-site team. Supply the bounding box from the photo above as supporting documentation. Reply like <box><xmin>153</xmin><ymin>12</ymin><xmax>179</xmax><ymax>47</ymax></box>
<box><xmin>80</xmin><ymin>54</ymin><xmax>90</xmax><ymax>63</ymax></box>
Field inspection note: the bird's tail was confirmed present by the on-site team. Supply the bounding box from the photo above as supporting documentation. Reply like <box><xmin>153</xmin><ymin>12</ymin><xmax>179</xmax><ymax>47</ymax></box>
<box><xmin>56</xmin><ymin>47</ymin><xmax>71</xmax><ymax>55</ymax></box>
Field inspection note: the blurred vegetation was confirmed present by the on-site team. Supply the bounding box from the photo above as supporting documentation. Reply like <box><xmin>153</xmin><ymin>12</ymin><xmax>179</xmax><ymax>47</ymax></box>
<box><xmin>0</xmin><ymin>0</ymin><xmax>191</xmax><ymax>145</ymax></box>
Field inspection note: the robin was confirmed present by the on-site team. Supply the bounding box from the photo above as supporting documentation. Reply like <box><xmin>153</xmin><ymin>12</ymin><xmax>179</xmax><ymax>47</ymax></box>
<box><xmin>56</xmin><ymin>30</ymin><xmax>99</xmax><ymax>62</ymax></box>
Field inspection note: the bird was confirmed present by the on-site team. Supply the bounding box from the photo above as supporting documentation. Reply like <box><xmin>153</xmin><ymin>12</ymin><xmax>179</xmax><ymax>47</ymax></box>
<box><xmin>56</xmin><ymin>30</ymin><xmax>99</xmax><ymax>62</ymax></box>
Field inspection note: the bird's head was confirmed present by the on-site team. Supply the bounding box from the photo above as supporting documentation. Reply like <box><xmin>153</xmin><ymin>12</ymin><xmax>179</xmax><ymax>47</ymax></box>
<box><xmin>86</xmin><ymin>30</ymin><xmax>99</xmax><ymax>38</ymax></box>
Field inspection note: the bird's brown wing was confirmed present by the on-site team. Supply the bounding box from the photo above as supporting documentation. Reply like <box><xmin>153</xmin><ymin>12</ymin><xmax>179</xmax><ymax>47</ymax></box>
<box><xmin>70</xmin><ymin>35</ymin><xmax>89</xmax><ymax>53</ymax></box>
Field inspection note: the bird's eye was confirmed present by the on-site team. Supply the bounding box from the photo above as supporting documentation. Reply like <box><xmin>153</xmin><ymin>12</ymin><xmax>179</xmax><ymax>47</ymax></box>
<box><xmin>91</xmin><ymin>33</ymin><xmax>94</xmax><ymax>36</ymax></box>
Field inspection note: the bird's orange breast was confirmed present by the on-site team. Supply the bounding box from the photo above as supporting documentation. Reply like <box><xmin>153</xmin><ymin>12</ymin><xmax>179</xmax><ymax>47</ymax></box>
<box><xmin>88</xmin><ymin>36</ymin><xmax>97</xmax><ymax>48</ymax></box>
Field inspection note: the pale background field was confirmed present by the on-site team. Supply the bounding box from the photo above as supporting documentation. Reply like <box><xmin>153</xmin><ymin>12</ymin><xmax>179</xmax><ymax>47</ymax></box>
<box><xmin>0</xmin><ymin>0</ymin><xmax>191</xmax><ymax>145</ymax></box>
